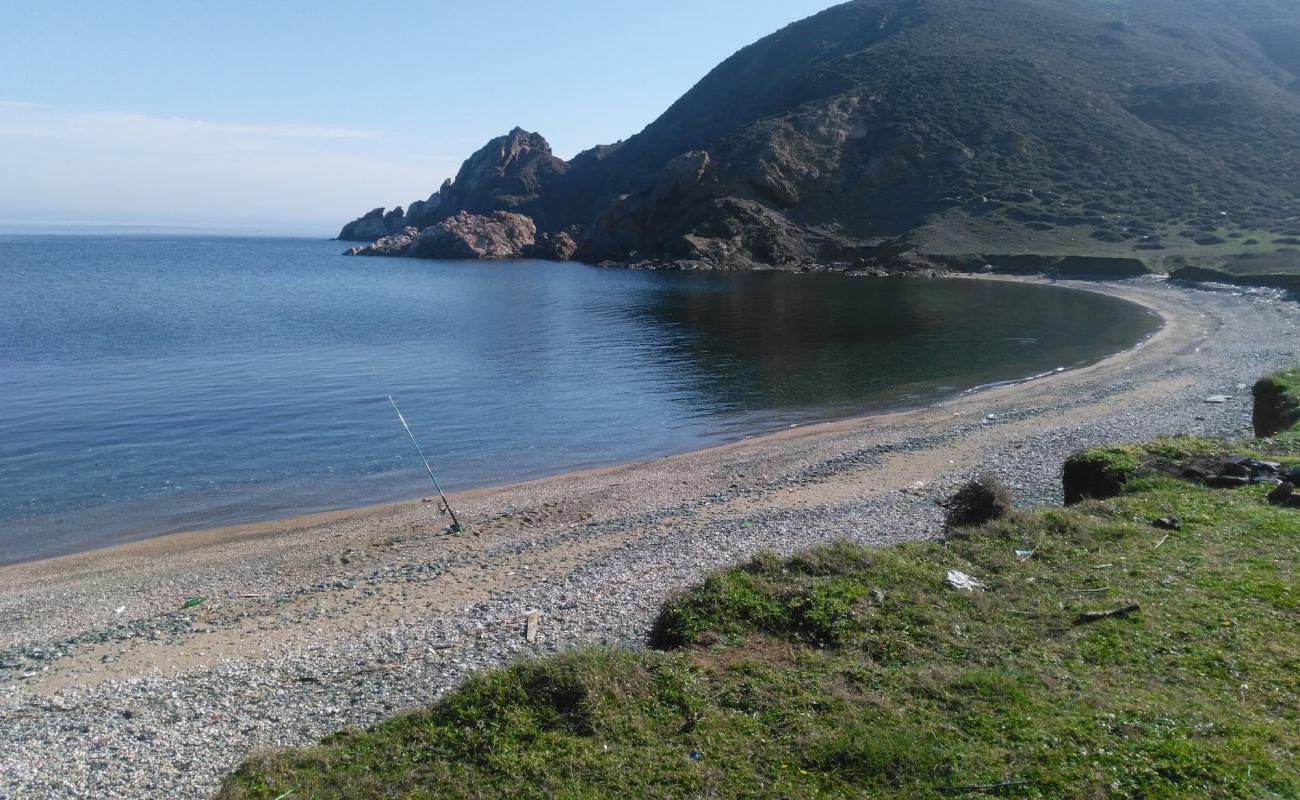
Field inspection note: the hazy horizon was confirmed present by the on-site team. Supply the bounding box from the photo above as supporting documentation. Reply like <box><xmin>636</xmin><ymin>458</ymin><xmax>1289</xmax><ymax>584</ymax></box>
<box><xmin>1</xmin><ymin>1</ymin><xmax>836</xmax><ymax>234</ymax></box>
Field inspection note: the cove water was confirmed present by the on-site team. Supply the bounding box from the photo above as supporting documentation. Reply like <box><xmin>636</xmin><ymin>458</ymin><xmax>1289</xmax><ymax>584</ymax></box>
<box><xmin>0</xmin><ymin>233</ymin><xmax>1159</xmax><ymax>563</ymax></box>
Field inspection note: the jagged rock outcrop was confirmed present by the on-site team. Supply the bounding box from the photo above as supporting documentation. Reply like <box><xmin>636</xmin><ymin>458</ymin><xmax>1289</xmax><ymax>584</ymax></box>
<box><xmin>403</xmin><ymin>187</ymin><xmax>446</xmax><ymax>230</ymax></box>
<box><xmin>340</xmin><ymin>0</ymin><xmax>1300</xmax><ymax>268</ymax></box>
<box><xmin>337</xmin><ymin>128</ymin><xmax>568</xmax><ymax>244</ymax></box>
<box><xmin>344</xmin><ymin>227</ymin><xmax>420</xmax><ymax>257</ymax></box>
<box><xmin>347</xmin><ymin>212</ymin><xmax>537</xmax><ymax>259</ymax></box>
<box><xmin>431</xmin><ymin>129</ymin><xmax>568</xmax><ymax>226</ymax></box>
<box><xmin>534</xmin><ymin>230</ymin><xmax>579</xmax><ymax>261</ymax></box>
<box><xmin>337</xmin><ymin>208</ymin><xmax>392</xmax><ymax>242</ymax></box>
<box><xmin>337</xmin><ymin>206</ymin><xmax>416</xmax><ymax>241</ymax></box>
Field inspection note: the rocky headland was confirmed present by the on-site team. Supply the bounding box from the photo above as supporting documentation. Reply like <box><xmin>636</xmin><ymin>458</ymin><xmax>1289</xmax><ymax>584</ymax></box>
<box><xmin>337</xmin><ymin>0</ymin><xmax>1300</xmax><ymax>281</ymax></box>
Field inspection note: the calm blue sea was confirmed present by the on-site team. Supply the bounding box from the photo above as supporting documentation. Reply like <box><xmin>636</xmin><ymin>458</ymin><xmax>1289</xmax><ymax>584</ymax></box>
<box><xmin>0</xmin><ymin>234</ymin><xmax>1159</xmax><ymax>563</ymax></box>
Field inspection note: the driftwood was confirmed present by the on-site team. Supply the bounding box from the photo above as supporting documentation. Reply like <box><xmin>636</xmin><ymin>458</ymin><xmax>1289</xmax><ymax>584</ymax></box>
<box><xmin>294</xmin><ymin>663</ymin><xmax>401</xmax><ymax>684</ymax></box>
<box><xmin>1073</xmin><ymin>604</ymin><xmax>1140</xmax><ymax>626</ymax></box>
<box><xmin>938</xmin><ymin>779</ymin><xmax>1034</xmax><ymax>794</ymax></box>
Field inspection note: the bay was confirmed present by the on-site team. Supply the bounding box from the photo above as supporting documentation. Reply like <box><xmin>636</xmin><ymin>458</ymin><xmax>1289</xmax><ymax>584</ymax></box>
<box><xmin>0</xmin><ymin>234</ymin><xmax>1159</xmax><ymax>563</ymax></box>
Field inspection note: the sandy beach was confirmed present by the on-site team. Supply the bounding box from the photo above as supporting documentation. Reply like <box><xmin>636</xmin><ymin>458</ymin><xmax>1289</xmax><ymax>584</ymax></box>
<box><xmin>2</xmin><ymin>276</ymin><xmax>1297</xmax><ymax>798</ymax></box>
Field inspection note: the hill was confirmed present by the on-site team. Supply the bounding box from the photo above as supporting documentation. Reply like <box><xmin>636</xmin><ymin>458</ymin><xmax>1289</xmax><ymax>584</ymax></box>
<box><xmin>339</xmin><ymin>0</ymin><xmax>1300</xmax><ymax>272</ymax></box>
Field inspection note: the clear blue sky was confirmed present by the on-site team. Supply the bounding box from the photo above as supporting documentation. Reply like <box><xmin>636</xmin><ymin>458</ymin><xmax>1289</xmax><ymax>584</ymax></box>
<box><xmin>0</xmin><ymin>1</ymin><xmax>837</xmax><ymax>233</ymax></box>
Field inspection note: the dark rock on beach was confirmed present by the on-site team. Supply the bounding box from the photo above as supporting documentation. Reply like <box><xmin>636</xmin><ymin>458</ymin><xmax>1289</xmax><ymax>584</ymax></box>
<box><xmin>1267</xmin><ymin>482</ymin><xmax>1295</xmax><ymax>505</ymax></box>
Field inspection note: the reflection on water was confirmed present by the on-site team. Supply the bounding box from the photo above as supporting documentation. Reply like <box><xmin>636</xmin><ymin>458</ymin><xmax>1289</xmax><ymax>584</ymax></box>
<box><xmin>0</xmin><ymin>235</ymin><xmax>1159</xmax><ymax>562</ymax></box>
<box><xmin>636</xmin><ymin>272</ymin><xmax>1155</xmax><ymax>417</ymax></box>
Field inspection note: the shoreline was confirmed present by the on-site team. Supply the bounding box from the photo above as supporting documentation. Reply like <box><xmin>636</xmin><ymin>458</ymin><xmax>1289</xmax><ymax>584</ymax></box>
<box><xmin>1</xmin><ymin>273</ymin><xmax>1163</xmax><ymax>571</ymax></box>
<box><xmin>3</xmin><ymin>276</ymin><xmax>1297</xmax><ymax>798</ymax></box>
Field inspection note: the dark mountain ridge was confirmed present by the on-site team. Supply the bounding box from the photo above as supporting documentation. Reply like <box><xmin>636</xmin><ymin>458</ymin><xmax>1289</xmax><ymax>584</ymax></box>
<box><xmin>340</xmin><ymin>0</ymin><xmax>1300</xmax><ymax>271</ymax></box>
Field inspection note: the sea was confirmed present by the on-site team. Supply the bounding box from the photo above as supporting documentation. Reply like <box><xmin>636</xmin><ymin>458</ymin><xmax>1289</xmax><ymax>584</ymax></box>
<box><xmin>0</xmin><ymin>231</ymin><xmax>1161</xmax><ymax>563</ymax></box>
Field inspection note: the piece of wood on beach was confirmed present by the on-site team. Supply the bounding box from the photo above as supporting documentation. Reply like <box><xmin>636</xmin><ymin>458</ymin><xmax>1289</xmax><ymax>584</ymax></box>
<box><xmin>937</xmin><ymin>779</ymin><xmax>1034</xmax><ymax>795</ymax></box>
<box><xmin>1073</xmin><ymin>604</ymin><xmax>1140</xmax><ymax>626</ymax></box>
<box><xmin>524</xmin><ymin>609</ymin><xmax>541</xmax><ymax>643</ymax></box>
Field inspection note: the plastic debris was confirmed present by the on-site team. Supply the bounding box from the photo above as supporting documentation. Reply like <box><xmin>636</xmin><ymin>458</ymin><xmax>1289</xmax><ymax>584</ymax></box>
<box><xmin>114</xmin><ymin>606</ymin><xmax>125</xmax><ymax>615</ymax></box>
<box><xmin>1153</xmin><ymin>517</ymin><xmax>1180</xmax><ymax>531</ymax></box>
<box><xmin>945</xmin><ymin>570</ymin><xmax>985</xmax><ymax>591</ymax></box>
<box><xmin>182</xmin><ymin>597</ymin><xmax>205</xmax><ymax>609</ymax></box>
<box><xmin>689</xmin><ymin>750</ymin><xmax>703</xmax><ymax>761</ymax></box>
<box><xmin>1203</xmin><ymin>395</ymin><xmax>1231</xmax><ymax>404</ymax></box>
<box><xmin>1015</xmin><ymin>549</ymin><xmax>1035</xmax><ymax>560</ymax></box>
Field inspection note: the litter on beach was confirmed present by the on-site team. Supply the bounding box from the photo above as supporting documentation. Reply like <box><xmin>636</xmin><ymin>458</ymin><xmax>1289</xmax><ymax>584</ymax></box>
<box><xmin>1203</xmin><ymin>395</ymin><xmax>1232</xmax><ymax>404</ymax></box>
<box><xmin>946</xmin><ymin>570</ymin><xmax>985</xmax><ymax>591</ymax></box>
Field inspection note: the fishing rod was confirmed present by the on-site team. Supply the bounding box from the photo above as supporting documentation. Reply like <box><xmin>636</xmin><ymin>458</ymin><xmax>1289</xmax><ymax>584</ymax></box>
<box><xmin>388</xmin><ymin>395</ymin><xmax>464</xmax><ymax>533</ymax></box>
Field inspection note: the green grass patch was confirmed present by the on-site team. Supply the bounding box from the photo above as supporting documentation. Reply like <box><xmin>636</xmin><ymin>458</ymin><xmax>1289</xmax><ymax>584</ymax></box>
<box><xmin>912</xmin><ymin>216</ymin><xmax>1300</xmax><ymax>276</ymax></box>
<box><xmin>220</xmin><ymin>478</ymin><xmax>1299</xmax><ymax>799</ymax></box>
<box><xmin>1060</xmin><ymin>437</ymin><xmax>1253</xmax><ymax>504</ymax></box>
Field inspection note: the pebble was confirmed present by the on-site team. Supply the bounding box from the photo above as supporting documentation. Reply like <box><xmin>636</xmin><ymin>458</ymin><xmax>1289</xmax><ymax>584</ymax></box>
<box><xmin>0</xmin><ymin>279</ymin><xmax>1296</xmax><ymax>799</ymax></box>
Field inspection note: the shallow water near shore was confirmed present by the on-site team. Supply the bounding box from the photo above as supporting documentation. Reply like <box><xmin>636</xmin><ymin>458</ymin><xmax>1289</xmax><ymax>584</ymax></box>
<box><xmin>0</xmin><ymin>234</ymin><xmax>1159</xmax><ymax>563</ymax></box>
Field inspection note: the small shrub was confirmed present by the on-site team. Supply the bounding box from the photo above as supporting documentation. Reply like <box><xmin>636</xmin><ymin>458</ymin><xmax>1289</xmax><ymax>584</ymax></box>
<box><xmin>943</xmin><ymin>474</ymin><xmax>1013</xmax><ymax>528</ymax></box>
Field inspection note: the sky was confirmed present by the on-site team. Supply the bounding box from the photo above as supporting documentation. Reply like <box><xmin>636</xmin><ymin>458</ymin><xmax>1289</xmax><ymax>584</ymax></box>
<box><xmin>0</xmin><ymin>1</ymin><xmax>837</xmax><ymax>234</ymax></box>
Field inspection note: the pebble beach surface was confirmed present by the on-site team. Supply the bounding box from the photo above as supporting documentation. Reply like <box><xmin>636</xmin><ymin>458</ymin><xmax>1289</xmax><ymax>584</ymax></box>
<box><xmin>1</xmin><ymin>276</ymin><xmax>1296</xmax><ymax>799</ymax></box>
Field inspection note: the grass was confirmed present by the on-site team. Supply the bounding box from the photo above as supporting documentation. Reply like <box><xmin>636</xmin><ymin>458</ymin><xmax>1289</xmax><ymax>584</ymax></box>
<box><xmin>219</xmin><ymin>457</ymin><xmax>1299</xmax><ymax>798</ymax></box>
<box><xmin>912</xmin><ymin>216</ymin><xmax>1300</xmax><ymax>289</ymax></box>
<box><xmin>1063</xmin><ymin>435</ymin><xmax>1300</xmax><ymax>504</ymax></box>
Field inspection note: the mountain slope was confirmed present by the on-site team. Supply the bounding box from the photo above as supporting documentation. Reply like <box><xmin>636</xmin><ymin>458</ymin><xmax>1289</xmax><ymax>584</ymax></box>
<box><xmin>340</xmin><ymin>0</ymin><xmax>1300</xmax><ymax>270</ymax></box>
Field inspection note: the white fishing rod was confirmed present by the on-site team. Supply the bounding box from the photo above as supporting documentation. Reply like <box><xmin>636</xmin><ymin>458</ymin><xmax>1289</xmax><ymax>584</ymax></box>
<box><xmin>388</xmin><ymin>395</ymin><xmax>464</xmax><ymax>533</ymax></box>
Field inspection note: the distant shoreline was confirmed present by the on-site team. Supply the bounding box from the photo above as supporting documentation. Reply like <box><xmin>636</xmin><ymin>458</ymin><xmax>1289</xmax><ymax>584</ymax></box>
<box><xmin>0</xmin><ymin>223</ymin><xmax>335</xmax><ymax>238</ymax></box>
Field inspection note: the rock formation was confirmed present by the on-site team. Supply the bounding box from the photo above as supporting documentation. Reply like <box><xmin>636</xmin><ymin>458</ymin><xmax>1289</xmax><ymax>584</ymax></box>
<box><xmin>339</xmin><ymin>0</ymin><xmax>1300</xmax><ymax>270</ymax></box>
<box><xmin>347</xmin><ymin>212</ymin><xmax>537</xmax><ymax>260</ymax></box>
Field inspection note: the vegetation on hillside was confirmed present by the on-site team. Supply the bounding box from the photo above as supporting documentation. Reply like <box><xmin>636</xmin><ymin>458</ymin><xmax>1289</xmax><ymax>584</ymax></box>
<box><xmin>341</xmin><ymin>0</ymin><xmax>1300</xmax><ymax>273</ymax></box>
